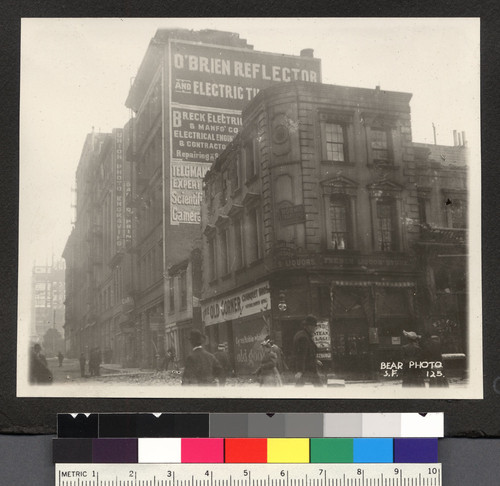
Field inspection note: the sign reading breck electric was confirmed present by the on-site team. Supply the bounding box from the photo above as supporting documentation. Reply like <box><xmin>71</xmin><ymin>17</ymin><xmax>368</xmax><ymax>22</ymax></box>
<box><xmin>169</xmin><ymin>40</ymin><xmax>321</xmax><ymax>225</ymax></box>
<box><xmin>201</xmin><ymin>281</ymin><xmax>271</xmax><ymax>327</ymax></box>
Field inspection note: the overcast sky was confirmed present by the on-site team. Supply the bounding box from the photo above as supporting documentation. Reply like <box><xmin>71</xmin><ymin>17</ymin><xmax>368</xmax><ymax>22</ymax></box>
<box><xmin>18</xmin><ymin>17</ymin><xmax>479</xmax><ymax>328</ymax></box>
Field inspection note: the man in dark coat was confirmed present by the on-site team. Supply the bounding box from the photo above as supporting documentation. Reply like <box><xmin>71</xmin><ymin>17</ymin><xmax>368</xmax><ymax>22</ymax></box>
<box><xmin>79</xmin><ymin>353</ymin><xmax>86</xmax><ymax>377</ymax></box>
<box><xmin>30</xmin><ymin>344</ymin><xmax>52</xmax><ymax>384</ymax></box>
<box><xmin>293</xmin><ymin>315</ymin><xmax>323</xmax><ymax>386</ymax></box>
<box><xmin>182</xmin><ymin>330</ymin><xmax>222</xmax><ymax>385</ymax></box>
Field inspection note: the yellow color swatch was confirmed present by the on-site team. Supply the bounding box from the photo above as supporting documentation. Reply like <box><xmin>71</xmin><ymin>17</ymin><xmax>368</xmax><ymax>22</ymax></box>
<box><xmin>267</xmin><ymin>438</ymin><xmax>310</xmax><ymax>463</ymax></box>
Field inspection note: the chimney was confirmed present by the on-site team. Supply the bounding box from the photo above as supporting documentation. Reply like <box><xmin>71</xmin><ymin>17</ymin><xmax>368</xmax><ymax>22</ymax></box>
<box><xmin>461</xmin><ymin>131</ymin><xmax>467</xmax><ymax>147</ymax></box>
<box><xmin>300</xmin><ymin>48</ymin><xmax>314</xmax><ymax>58</ymax></box>
<box><xmin>457</xmin><ymin>132</ymin><xmax>462</xmax><ymax>146</ymax></box>
<box><xmin>453</xmin><ymin>130</ymin><xmax>458</xmax><ymax>146</ymax></box>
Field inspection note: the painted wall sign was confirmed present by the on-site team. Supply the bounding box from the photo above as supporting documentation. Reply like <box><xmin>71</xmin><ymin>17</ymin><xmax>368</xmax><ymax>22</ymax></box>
<box><xmin>170</xmin><ymin>41</ymin><xmax>321</xmax><ymax>111</ymax></box>
<box><xmin>115</xmin><ymin>129</ymin><xmax>125</xmax><ymax>251</ymax></box>
<box><xmin>279</xmin><ymin>204</ymin><xmax>306</xmax><ymax>225</ymax></box>
<box><xmin>201</xmin><ymin>281</ymin><xmax>271</xmax><ymax>327</ymax></box>
<box><xmin>168</xmin><ymin>40</ymin><xmax>321</xmax><ymax>225</ymax></box>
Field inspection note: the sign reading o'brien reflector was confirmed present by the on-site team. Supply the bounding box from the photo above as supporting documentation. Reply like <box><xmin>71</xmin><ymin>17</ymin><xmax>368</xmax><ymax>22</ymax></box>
<box><xmin>170</xmin><ymin>42</ymin><xmax>321</xmax><ymax>110</ymax></box>
<box><xmin>202</xmin><ymin>281</ymin><xmax>271</xmax><ymax>327</ymax></box>
<box><xmin>168</xmin><ymin>40</ymin><xmax>321</xmax><ymax>225</ymax></box>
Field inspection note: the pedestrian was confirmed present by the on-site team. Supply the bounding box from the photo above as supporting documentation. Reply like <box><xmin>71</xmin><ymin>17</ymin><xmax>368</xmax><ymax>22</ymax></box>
<box><xmin>214</xmin><ymin>343</ymin><xmax>232</xmax><ymax>386</ymax></box>
<box><xmin>79</xmin><ymin>353</ymin><xmax>86</xmax><ymax>378</ymax></box>
<box><xmin>267</xmin><ymin>336</ymin><xmax>289</xmax><ymax>379</ymax></box>
<box><xmin>164</xmin><ymin>347</ymin><xmax>178</xmax><ymax>371</ymax></box>
<box><xmin>94</xmin><ymin>347</ymin><xmax>102</xmax><ymax>376</ymax></box>
<box><xmin>421</xmin><ymin>334</ymin><xmax>449</xmax><ymax>387</ymax></box>
<box><xmin>255</xmin><ymin>338</ymin><xmax>283</xmax><ymax>386</ymax></box>
<box><xmin>89</xmin><ymin>348</ymin><xmax>96</xmax><ymax>376</ymax></box>
<box><xmin>293</xmin><ymin>315</ymin><xmax>324</xmax><ymax>386</ymax></box>
<box><xmin>401</xmin><ymin>330</ymin><xmax>425</xmax><ymax>387</ymax></box>
<box><xmin>58</xmin><ymin>351</ymin><xmax>64</xmax><ymax>367</ymax></box>
<box><xmin>182</xmin><ymin>330</ymin><xmax>222</xmax><ymax>385</ymax></box>
<box><xmin>29</xmin><ymin>344</ymin><xmax>52</xmax><ymax>384</ymax></box>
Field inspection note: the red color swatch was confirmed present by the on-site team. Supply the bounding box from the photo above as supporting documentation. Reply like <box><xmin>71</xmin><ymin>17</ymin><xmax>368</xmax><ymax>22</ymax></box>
<box><xmin>225</xmin><ymin>438</ymin><xmax>268</xmax><ymax>463</ymax></box>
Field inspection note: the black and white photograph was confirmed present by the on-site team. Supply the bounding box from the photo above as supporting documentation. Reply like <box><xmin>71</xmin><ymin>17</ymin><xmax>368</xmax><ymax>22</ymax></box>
<box><xmin>17</xmin><ymin>17</ymin><xmax>482</xmax><ymax>398</ymax></box>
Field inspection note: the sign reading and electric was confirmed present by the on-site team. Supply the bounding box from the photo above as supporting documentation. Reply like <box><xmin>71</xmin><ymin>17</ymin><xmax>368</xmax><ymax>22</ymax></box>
<box><xmin>168</xmin><ymin>40</ymin><xmax>321</xmax><ymax>225</ymax></box>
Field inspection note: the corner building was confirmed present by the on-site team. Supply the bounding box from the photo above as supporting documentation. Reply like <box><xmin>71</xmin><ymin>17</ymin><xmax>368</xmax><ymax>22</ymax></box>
<box><xmin>201</xmin><ymin>82</ymin><xmax>468</xmax><ymax>380</ymax></box>
<box><xmin>125</xmin><ymin>29</ymin><xmax>321</xmax><ymax>367</ymax></box>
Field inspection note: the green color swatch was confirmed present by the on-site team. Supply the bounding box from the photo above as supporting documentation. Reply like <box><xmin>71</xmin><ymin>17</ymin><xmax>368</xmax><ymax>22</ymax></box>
<box><xmin>310</xmin><ymin>438</ymin><xmax>354</xmax><ymax>463</ymax></box>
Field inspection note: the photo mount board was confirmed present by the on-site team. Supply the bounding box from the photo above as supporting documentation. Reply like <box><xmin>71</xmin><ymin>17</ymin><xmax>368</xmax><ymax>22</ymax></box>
<box><xmin>1</xmin><ymin>7</ymin><xmax>498</xmax><ymax>437</ymax></box>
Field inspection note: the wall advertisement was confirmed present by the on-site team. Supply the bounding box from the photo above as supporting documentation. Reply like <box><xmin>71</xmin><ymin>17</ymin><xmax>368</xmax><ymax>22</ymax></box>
<box><xmin>201</xmin><ymin>281</ymin><xmax>271</xmax><ymax>327</ymax></box>
<box><xmin>168</xmin><ymin>40</ymin><xmax>321</xmax><ymax>225</ymax></box>
<box><xmin>313</xmin><ymin>319</ymin><xmax>332</xmax><ymax>360</ymax></box>
<box><xmin>115</xmin><ymin>128</ymin><xmax>125</xmax><ymax>251</ymax></box>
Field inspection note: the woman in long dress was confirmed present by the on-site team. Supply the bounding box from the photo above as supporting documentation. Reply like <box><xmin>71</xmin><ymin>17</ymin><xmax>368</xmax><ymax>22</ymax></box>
<box><xmin>256</xmin><ymin>339</ymin><xmax>283</xmax><ymax>387</ymax></box>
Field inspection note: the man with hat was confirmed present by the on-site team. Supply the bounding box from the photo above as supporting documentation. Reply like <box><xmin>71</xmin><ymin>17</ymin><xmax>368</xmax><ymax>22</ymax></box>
<box><xmin>293</xmin><ymin>315</ymin><xmax>324</xmax><ymax>386</ymax></box>
<box><xmin>401</xmin><ymin>330</ymin><xmax>425</xmax><ymax>387</ymax></box>
<box><xmin>182</xmin><ymin>330</ymin><xmax>222</xmax><ymax>385</ymax></box>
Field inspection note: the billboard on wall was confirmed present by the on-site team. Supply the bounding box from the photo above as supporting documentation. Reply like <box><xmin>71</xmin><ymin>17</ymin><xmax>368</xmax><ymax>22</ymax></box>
<box><xmin>168</xmin><ymin>40</ymin><xmax>322</xmax><ymax>225</ymax></box>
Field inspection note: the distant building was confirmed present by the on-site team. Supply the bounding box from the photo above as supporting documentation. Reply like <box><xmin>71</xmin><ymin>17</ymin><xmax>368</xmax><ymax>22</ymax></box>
<box><xmin>63</xmin><ymin>128</ymin><xmax>134</xmax><ymax>362</ymax></box>
<box><xmin>31</xmin><ymin>259</ymin><xmax>65</xmax><ymax>346</ymax></box>
<box><xmin>200</xmin><ymin>81</ymin><xmax>468</xmax><ymax>379</ymax></box>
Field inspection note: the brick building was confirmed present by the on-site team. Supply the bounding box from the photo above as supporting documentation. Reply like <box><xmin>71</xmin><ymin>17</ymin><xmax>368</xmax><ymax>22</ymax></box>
<box><xmin>200</xmin><ymin>81</ymin><xmax>469</xmax><ymax>379</ymax></box>
<box><xmin>63</xmin><ymin>128</ymin><xmax>134</xmax><ymax>362</ymax></box>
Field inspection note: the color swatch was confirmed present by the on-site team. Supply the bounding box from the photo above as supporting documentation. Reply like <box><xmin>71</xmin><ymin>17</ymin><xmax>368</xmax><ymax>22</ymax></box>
<box><xmin>53</xmin><ymin>437</ymin><xmax>439</xmax><ymax>464</ymax></box>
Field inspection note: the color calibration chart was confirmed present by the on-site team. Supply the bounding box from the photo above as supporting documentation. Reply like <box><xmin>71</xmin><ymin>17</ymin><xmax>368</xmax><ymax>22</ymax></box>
<box><xmin>55</xmin><ymin>413</ymin><xmax>443</xmax><ymax>486</ymax></box>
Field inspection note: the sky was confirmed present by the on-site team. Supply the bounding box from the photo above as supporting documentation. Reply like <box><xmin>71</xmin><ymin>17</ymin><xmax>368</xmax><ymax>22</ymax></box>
<box><xmin>18</xmin><ymin>17</ymin><xmax>480</xmax><ymax>329</ymax></box>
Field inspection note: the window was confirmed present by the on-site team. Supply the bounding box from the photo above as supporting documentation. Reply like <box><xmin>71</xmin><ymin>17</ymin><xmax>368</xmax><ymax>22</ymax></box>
<box><xmin>246</xmin><ymin>208</ymin><xmax>262</xmax><ymax>263</ymax></box>
<box><xmin>232</xmin><ymin>154</ymin><xmax>241</xmax><ymax>191</ymax></box>
<box><xmin>244</xmin><ymin>137</ymin><xmax>259</xmax><ymax>181</ymax></box>
<box><xmin>325</xmin><ymin>123</ymin><xmax>346</xmax><ymax>162</ymax></box>
<box><xmin>418</xmin><ymin>197</ymin><xmax>427</xmax><ymax>226</ymax></box>
<box><xmin>376</xmin><ymin>200</ymin><xmax>398</xmax><ymax>251</ymax></box>
<box><xmin>371</xmin><ymin>129</ymin><xmax>390</xmax><ymax>162</ymax></box>
<box><xmin>179</xmin><ymin>271</ymin><xmax>187</xmax><ymax>310</ymax></box>
<box><xmin>169</xmin><ymin>277</ymin><xmax>175</xmax><ymax>312</ymax></box>
<box><xmin>328</xmin><ymin>196</ymin><xmax>351</xmax><ymax>249</ymax></box>
<box><xmin>449</xmin><ymin>199</ymin><xmax>466</xmax><ymax>228</ymax></box>
<box><xmin>233</xmin><ymin>218</ymin><xmax>244</xmax><ymax>269</ymax></box>
<box><xmin>219</xmin><ymin>227</ymin><xmax>230</xmax><ymax>275</ymax></box>
<box><xmin>208</xmin><ymin>235</ymin><xmax>217</xmax><ymax>281</ymax></box>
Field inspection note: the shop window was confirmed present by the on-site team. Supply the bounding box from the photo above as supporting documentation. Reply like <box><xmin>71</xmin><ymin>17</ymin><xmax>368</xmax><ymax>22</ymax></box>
<box><xmin>179</xmin><ymin>271</ymin><xmax>187</xmax><ymax>310</ymax></box>
<box><xmin>327</xmin><ymin>195</ymin><xmax>351</xmax><ymax>250</ymax></box>
<box><xmin>376</xmin><ymin>200</ymin><xmax>399</xmax><ymax>251</ymax></box>
<box><xmin>371</xmin><ymin>128</ymin><xmax>392</xmax><ymax>163</ymax></box>
<box><xmin>168</xmin><ymin>277</ymin><xmax>175</xmax><ymax>313</ymax></box>
<box><xmin>324</xmin><ymin>123</ymin><xmax>346</xmax><ymax>162</ymax></box>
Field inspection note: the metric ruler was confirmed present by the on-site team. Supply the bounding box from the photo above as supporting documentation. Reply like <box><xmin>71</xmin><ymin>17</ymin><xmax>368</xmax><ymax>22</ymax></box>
<box><xmin>56</xmin><ymin>463</ymin><xmax>442</xmax><ymax>486</ymax></box>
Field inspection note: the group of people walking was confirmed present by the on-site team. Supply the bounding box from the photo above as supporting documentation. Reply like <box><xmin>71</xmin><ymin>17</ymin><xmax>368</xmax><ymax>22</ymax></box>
<box><xmin>79</xmin><ymin>347</ymin><xmax>102</xmax><ymax>377</ymax></box>
<box><xmin>181</xmin><ymin>314</ymin><xmax>325</xmax><ymax>387</ymax></box>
